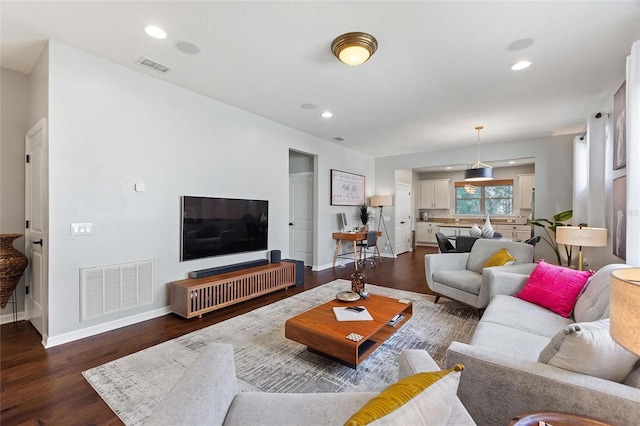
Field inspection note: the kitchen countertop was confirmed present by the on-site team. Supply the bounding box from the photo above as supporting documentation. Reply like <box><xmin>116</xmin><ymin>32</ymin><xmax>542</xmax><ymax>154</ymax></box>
<box><xmin>416</xmin><ymin>219</ymin><xmax>530</xmax><ymax>227</ymax></box>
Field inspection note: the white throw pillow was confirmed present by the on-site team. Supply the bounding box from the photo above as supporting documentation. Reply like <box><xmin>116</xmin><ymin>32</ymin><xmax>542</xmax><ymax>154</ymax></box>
<box><xmin>344</xmin><ymin>366</ymin><xmax>463</xmax><ymax>426</ymax></box>
<box><xmin>538</xmin><ymin>318</ymin><xmax>640</xmax><ymax>382</ymax></box>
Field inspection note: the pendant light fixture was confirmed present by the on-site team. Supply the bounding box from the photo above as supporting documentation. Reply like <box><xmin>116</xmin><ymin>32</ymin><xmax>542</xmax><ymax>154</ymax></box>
<box><xmin>464</xmin><ymin>125</ymin><xmax>493</xmax><ymax>181</ymax></box>
<box><xmin>331</xmin><ymin>32</ymin><xmax>378</xmax><ymax>66</ymax></box>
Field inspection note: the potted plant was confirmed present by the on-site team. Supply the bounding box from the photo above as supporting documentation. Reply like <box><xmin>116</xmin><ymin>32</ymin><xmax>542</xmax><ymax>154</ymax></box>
<box><xmin>356</xmin><ymin>204</ymin><xmax>375</xmax><ymax>231</ymax></box>
<box><xmin>528</xmin><ymin>210</ymin><xmax>580</xmax><ymax>266</ymax></box>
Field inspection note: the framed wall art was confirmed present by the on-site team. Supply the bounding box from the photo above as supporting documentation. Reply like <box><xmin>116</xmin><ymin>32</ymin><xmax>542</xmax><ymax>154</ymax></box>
<box><xmin>331</xmin><ymin>169</ymin><xmax>365</xmax><ymax>206</ymax></box>
<box><xmin>613</xmin><ymin>175</ymin><xmax>626</xmax><ymax>260</ymax></box>
<box><xmin>613</xmin><ymin>81</ymin><xmax>626</xmax><ymax>169</ymax></box>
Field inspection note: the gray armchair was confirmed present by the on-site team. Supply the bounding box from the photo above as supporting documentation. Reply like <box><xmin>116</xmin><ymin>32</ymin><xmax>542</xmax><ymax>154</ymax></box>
<box><xmin>424</xmin><ymin>239</ymin><xmax>536</xmax><ymax>313</ymax></box>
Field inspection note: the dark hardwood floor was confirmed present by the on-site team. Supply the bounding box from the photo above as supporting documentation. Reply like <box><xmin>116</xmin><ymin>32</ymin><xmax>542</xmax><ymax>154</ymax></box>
<box><xmin>1</xmin><ymin>246</ymin><xmax>438</xmax><ymax>425</ymax></box>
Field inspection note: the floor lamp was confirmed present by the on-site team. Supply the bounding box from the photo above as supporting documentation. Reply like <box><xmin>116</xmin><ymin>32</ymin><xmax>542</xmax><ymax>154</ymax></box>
<box><xmin>555</xmin><ymin>226</ymin><xmax>607</xmax><ymax>270</ymax></box>
<box><xmin>369</xmin><ymin>195</ymin><xmax>394</xmax><ymax>257</ymax></box>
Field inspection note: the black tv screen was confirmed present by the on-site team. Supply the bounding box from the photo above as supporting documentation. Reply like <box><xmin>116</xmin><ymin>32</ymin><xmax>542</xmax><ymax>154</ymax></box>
<box><xmin>181</xmin><ymin>196</ymin><xmax>268</xmax><ymax>261</ymax></box>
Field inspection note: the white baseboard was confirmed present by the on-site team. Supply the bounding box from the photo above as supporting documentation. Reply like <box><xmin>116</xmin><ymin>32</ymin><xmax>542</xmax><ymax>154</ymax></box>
<box><xmin>43</xmin><ymin>306</ymin><xmax>171</xmax><ymax>348</ymax></box>
<box><xmin>0</xmin><ymin>310</ymin><xmax>26</xmax><ymax>324</ymax></box>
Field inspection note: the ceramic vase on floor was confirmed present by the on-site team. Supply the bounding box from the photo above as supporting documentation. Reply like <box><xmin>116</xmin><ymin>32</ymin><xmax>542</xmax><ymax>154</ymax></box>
<box><xmin>0</xmin><ymin>234</ymin><xmax>28</xmax><ymax>309</ymax></box>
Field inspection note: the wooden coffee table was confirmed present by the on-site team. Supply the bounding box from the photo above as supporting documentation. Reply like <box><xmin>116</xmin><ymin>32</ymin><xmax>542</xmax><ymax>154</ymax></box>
<box><xmin>284</xmin><ymin>294</ymin><xmax>412</xmax><ymax>368</ymax></box>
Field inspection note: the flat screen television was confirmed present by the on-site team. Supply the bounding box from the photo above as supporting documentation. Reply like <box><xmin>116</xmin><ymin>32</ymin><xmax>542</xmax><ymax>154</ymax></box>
<box><xmin>181</xmin><ymin>196</ymin><xmax>268</xmax><ymax>261</ymax></box>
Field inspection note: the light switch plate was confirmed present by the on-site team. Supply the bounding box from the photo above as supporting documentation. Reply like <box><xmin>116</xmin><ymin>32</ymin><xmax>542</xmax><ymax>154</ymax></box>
<box><xmin>71</xmin><ymin>223</ymin><xmax>93</xmax><ymax>236</ymax></box>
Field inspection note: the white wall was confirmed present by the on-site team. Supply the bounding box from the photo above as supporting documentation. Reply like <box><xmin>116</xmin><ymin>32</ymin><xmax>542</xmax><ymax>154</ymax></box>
<box><xmin>10</xmin><ymin>41</ymin><xmax>374</xmax><ymax>342</ymax></box>
<box><xmin>376</xmin><ymin>135</ymin><xmax>576</xmax><ymax>265</ymax></box>
<box><xmin>0</xmin><ymin>68</ymin><xmax>30</xmax><ymax>320</ymax></box>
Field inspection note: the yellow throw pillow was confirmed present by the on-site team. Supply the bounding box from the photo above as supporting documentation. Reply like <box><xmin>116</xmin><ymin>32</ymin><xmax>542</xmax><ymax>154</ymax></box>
<box><xmin>344</xmin><ymin>365</ymin><xmax>464</xmax><ymax>426</ymax></box>
<box><xmin>484</xmin><ymin>248</ymin><xmax>516</xmax><ymax>269</ymax></box>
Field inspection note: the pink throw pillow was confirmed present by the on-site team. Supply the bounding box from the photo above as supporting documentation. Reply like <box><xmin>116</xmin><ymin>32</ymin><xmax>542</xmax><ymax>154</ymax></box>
<box><xmin>516</xmin><ymin>260</ymin><xmax>594</xmax><ymax>317</ymax></box>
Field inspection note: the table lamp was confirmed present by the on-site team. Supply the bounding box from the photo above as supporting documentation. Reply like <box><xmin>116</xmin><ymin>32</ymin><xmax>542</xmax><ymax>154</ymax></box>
<box><xmin>555</xmin><ymin>226</ymin><xmax>607</xmax><ymax>270</ymax></box>
<box><xmin>610</xmin><ymin>268</ymin><xmax>640</xmax><ymax>355</ymax></box>
<box><xmin>369</xmin><ymin>195</ymin><xmax>394</xmax><ymax>257</ymax></box>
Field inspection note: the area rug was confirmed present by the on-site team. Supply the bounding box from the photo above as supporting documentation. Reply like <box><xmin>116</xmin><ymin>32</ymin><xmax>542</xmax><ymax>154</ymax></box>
<box><xmin>83</xmin><ymin>279</ymin><xmax>478</xmax><ymax>425</ymax></box>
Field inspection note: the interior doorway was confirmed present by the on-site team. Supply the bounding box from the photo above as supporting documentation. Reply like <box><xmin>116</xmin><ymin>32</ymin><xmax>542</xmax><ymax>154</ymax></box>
<box><xmin>395</xmin><ymin>182</ymin><xmax>412</xmax><ymax>255</ymax></box>
<box><xmin>288</xmin><ymin>150</ymin><xmax>316</xmax><ymax>267</ymax></box>
<box><xmin>24</xmin><ymin>118</ymin><xmax>48</xmax><ymax>342</ymax></box>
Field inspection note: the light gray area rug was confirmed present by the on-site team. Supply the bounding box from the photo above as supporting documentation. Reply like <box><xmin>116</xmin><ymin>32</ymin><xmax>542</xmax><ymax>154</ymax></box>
<box><xmin>83</xmin><ymin>280</ymin><xmax>478</xmax><ymax>425</ymax></box>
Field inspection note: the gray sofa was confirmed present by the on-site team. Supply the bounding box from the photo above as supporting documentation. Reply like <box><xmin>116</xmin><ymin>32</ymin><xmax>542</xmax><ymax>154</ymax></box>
<box><xmin>425</xmin><ymin>238</ymin><xmax>536</xmax><ymax>311</ymax></box>
<box><xmin>446</xmin><ymin>263</ymin><xmax>640</xmax><ymax>426</ymax></box>
<box><xmin>145</xmin><ymin>343</ymin><xmax>476</xmax><ymax>425</ymax></box>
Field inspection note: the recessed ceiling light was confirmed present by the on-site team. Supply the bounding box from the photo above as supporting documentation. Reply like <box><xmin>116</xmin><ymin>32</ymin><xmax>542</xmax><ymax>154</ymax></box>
<box><xmin>143</xmin><ymin>25</ymin><xmax>167</xmax><ymax>39</ymax></box>
<box><xmin>300</xmin><ymin>103</ymin><xmax>317</xmax><ymax>110</ymax></box>
<box><xmin>508</xmin><ymin>161</ymin><xmax>517</xmax><ymax>164</ymax></box>
<box><xmin>445</xmin><ymin>166</ymin><xmax>452</xmax><ymax>170</ymax></box>
<box><xmin>321</xmin><ymin>111</ymin><xmax>333</xmax><ymax>118</ymax></box>
<box><xmin>511</xmin><ymin>61</ymin><xmax>532</xmax><ymax>71</ymax></box>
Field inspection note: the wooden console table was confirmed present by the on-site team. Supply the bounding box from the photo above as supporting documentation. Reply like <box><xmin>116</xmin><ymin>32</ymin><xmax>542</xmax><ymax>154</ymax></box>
<box><xmin>170</xmin><ymin>262</ymin><xmax>296</xmax><ymax>318</ymax></box>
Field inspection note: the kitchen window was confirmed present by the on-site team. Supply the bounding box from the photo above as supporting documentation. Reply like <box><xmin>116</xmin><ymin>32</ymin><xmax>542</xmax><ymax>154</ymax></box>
<box><xmin>455</xmin><ymin>179</ymin><xmax>513</xmax><ymax>215</ymax></box>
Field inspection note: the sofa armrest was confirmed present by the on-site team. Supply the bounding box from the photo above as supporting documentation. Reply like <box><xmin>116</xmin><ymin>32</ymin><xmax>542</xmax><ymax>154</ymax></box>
<box><xmin>144</xmin><ymin>343</ymin><xmax>238</xmax><ymax>426</ymax></box>
<box><xmin>446</xmin><ymin>341</ymin><xmax>640</xmax><ymax>426</ymax></box>
<box><xmin>424</xmin><ymin>253</ymin><xmax>470</xmax><ymax>288</ymax></box>
<box><xmin>398</xmin><ymin>349</ymin><xmax>441</xmax><ymax>379</ymax></box>
<box><xmin>488</xmin><ymin>270</ymin><xmax>531</xmax><ymax>297</ymax></box>
<box><xmin>476</xmin><ymin>264</ymin><xmax>536</xmax><ymax>307</ymax></box>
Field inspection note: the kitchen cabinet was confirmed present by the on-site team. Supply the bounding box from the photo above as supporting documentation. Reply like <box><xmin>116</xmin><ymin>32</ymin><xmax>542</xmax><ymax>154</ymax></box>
<box><xmin>420</xmin><ymin>179</ymin><xmax>450</xmax><ymax>209</ymax></box>
<box><xmin>415</xmin><ymin>222</ymin><xmax>440</xmax><ymax>245</ymax></box>
<box><xmin>495</xmin><ymin>224</ymin><xmax>532</xmax><ymax>242</ymax></box>
<box><xmin>518</xmin><ymin>174</ymin><xmax>535</xmax><ymax>210</ymax></box>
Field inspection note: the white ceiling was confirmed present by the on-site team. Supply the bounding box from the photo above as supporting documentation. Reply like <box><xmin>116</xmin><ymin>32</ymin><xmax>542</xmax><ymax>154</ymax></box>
<box><xmin>2</xmin><ymin>1</ymin><xmax>639</xmax><ymax>157</ymax></box>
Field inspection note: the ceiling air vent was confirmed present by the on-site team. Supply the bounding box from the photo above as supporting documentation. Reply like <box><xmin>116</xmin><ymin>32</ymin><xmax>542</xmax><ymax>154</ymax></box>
<box><xmin>136</xmin><ymin>57</ymin><xmax>170</xmax><ymax>73</ymax></box>
<box><xmin>333</xmin><ymin>137</ymin><xmax>345</xmax><ymax>142</ymax></box>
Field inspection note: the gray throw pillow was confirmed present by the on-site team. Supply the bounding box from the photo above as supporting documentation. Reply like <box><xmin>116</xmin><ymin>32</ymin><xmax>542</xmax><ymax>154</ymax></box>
<box><xmin>538</xmin><ymin>318</ymin><xmax>639</xmax><ymax>382</ymax></box>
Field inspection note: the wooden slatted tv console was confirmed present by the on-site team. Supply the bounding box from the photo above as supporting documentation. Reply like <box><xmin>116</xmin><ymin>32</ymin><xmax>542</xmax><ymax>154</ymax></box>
<box><xmin>170</xmin><ymin>261</ymin><xmax>296</xmax><ymax>319</ymax></box>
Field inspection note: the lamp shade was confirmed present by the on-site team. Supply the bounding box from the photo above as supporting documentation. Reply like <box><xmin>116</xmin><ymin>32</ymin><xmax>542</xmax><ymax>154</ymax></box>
<box><xmin>610</xmin><ymin>268</ymin><xmax>640</xmax><ymax>355</ymax></box>
<box><xmin>464</xmin><ymin>167</ymin><xmax>493</xmax><ymax>181</ymax></box>
<box><xmin>369</xmin><ymin>195</ymin><xmax>392</xmax><ymax>207</ymax></box>
<box><xmin>555</xmin><ymin>226</ymin><xmax>608</xmax><ymax>247</ymax></box>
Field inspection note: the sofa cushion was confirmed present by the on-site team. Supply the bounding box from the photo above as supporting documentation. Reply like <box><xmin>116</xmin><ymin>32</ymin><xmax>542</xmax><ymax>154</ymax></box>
<box><xmin>344</xmin><ymin>366</ymin><xmax>464</xmax><ymax>426</ymax></box>
<box><xmin>470</xmin><ymin>321</ymin><xmax>551</xmax><ymax>360</ymax></box>
<box><xmin>574</xmin><ymin>263</ymin><xmax>632</xmax><ymax>322</ymax></box>
<box><xmin>481</xmin><ymin>295</ymin><xmax>574</xmax><ymax>338</ymax></box>
<box><xmin>432</xmin><ymin>270</ymin><xmax>482</xmax><ymax>295</ymax></box>
<box><xmin>516</xmin><ymin>260</ymin><xmax>594</xmax><ymax>317</ymax></box>
<box><xmin>466</xmin><ymin>239</ymin><xmax>534</xmax><ymax>273</ymax></box>
<box><xmin>484</xmin><ymin>248</ymin><xmax>516</xmax><ymax>268</ymax></box>
<box><xmin>538</xmin><ymin>318</ymin><xmax>640</xmax><ymax>382</ymax></box>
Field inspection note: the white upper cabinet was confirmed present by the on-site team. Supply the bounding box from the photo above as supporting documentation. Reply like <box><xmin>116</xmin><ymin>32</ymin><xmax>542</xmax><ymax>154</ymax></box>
<box><xmin>518</xmin><ymin>174</ymin><xmax>535</xmax><ymax>210</ymax></box>
<box><xmin>420</xmin><ymin>179</ymin><xmax>450</xmax><ymax>209</ymax></box>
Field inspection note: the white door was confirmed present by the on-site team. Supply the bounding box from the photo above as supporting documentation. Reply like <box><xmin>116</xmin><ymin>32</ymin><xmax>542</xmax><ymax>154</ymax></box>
<box><xmin>25</xmin><ymin>118</ymin><xmax>48</xmax><ymax>339</ymax></box>
<box><xmin>395</xmin><ymin>183</ymin><xmax>412</xmax><ymax>255</ymax></box>
<box><xmin>289</xmin><ymin>172</ymin><xmax>313</xmax><ymax>266</ymax></box>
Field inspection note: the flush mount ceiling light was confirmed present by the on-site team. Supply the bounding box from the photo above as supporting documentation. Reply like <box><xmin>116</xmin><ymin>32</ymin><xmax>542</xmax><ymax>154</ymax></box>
<box><xmin>143</xmin><ymin>25</ymin><xmax>167</xmax><ymax>39</ymax></box>
<box><xmin>464</xmin><ymin>125</ymin><xmax>494</xmax><ymax>181</ymax></box>
<box><xmin>331</xmin><ymin>32</ymin><xmax>378</xmax><ymax>66</ymax></box>
<box><xmin>511</xmin><ymin>60</ymin><xmax>532</xmax><ymax>71</ymax></box>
